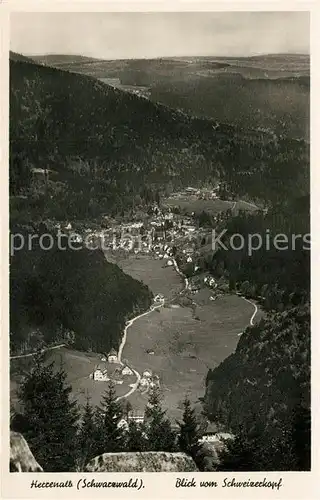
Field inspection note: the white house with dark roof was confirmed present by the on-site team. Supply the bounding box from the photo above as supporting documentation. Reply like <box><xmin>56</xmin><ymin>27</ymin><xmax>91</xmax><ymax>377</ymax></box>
<box><xmin>122</xmin><ymin>365</ymin><xmax>133</xmax><ymax>376</ymax></box>
<box><xmin>93</xmin><ymin>367</ymin><xmax>109</xmax><ymax>381</ymax></box>
<box><xmin>139</xmin><ymin>377</ymin><xmax>149</xmax><ymax>388</ymax></box>
<box><xmin>108</xmin><ymin>348</ymin><xmax>118</xmax><ymax>363</ymax></box>
<box><xmin>198</xmin><ymin>425</ymin><xmax>234</xmax><ymax>444</ymax></box>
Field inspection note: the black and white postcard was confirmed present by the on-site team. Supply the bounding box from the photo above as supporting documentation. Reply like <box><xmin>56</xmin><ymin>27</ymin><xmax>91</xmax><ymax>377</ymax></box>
<box><xmin>1</xmin><ymin>1</ymin><xmax>317</xmax><ymax>499</ymax></box>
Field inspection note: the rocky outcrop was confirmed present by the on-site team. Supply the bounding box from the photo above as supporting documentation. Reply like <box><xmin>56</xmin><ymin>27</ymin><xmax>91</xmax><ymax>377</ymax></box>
<box><xmin>9</xmin><ymin>433</ymin><xmax>198</xmax><ymax>472</ymax></box>
<box><xmin>85</xmin><ymin>452</ymin><xmax>198</xmax><ymax>472</ymax></box>
<box><xmin>10</xmin><ymin>431</ymin><xmax>43</xmax><ymax>472</ymax></box>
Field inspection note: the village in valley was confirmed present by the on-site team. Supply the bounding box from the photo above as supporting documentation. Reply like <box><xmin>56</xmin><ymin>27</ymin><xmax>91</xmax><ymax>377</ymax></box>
<box><xmin>60</xmin><ymin>184</ymin><xmax>236</xmax><ymax>299</ymax></box>
<box><xmin>37</xmin><ymin>184</ymin><xmax>256</xmax><ymax>443</ymax></box>
<box><xmin>57</xmin><ymin>185</ymin><xmax>245</xmax><ymax>441</ymax></box>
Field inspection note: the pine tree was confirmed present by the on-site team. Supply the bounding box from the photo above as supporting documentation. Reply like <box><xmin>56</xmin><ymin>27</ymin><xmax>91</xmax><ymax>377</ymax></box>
<box><xmin>96</xmin><ymin>382</ymin><xmax>126</xmax><ymax>453</ymax></box>
<box><xmin>77</xmin><ymin>398</ymin><xmax>98</xmax><ymax>470</ymax></box>
<box><xmin>216</xmin><ymin>425</ymin><xmax>257</xmax><ymax>471</ymax></box>
<box><xmin>126</xmin><ymin>420</ymin><xmax>148</xmax><ymax>452</ymax></box>
<box><xmin>17</xmin><ymin>358</ymin><xmax>80</xmax><ymax>472</ymax></box>
<box><xmin>145</xmin><ymin>386</ymin><xmax>176</xmax><ymax>451</ymax></box>
<box><xmin>178</xmin><ymin>396</ymin><xmax>201</xmax><ymax>458</ymax></box>
<box><xmin>292</xmin><ymin>405</ymin><xmax>311</xmax><ymax>470</ymax></box>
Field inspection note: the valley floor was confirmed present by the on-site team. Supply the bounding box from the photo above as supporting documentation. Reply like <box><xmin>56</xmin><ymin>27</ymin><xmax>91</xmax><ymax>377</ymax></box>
<box><xmin>112</xmin><ymin>254</ymin><xmax>261</xmax><ymax>421</ymax></box>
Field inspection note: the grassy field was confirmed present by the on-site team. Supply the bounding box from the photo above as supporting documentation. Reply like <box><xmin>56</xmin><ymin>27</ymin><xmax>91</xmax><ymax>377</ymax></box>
<box><xmin>123</xmin><ymin>294</ymin><xmax>255</xmax><ymax>421</ymax></box>
<box><xmin>108</xmin><ymin>254</ymin><xmax>260</xmax><ymax>421</ymax></box>
<box><xmin>165</xmin><ymin>196</ymin><xmax>259</xmax><ymax>215</ymax></box>
<box><xmin>165</xmin><ymin>196</ymin><xmax>233</xmax><ymax>215</ymax></box>
<box><xmin>105</xmin><ymin>253</ymin><xmax>182</xmax><ymax>300</ymax></box>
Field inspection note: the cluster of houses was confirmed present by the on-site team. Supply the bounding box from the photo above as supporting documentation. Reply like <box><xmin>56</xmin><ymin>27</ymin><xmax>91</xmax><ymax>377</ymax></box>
<box><xmin>183</xmin><ymin>186</ymin><xmax>220</xmax><ymax>200</ymax></box>
<box><xmin>198</xmin><ymin>430</ymin><xmax>234</xmax><ymax>444</ymax></box>
<box><xmin>91</xmin><ymin>348</ymin><xmax>135</xmax><ymax>384</ymax></box>
<box><xmin>138</xmin><ymin>369</ymin><xmax>160</xmax><ymax>392</ymax></box>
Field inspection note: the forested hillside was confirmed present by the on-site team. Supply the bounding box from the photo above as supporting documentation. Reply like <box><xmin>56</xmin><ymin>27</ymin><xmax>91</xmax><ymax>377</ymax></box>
<box><xmin>34</xmin><ymin>53</ymin><xmax>309</xmax><ymax>139</ymax></box>
<box><xmin>151</xmin><ymin>74</ymin><xmax>309</xmax><ymax>140</ymax></box>
<box><xmin>10</xmin><ymin>225</ymin><xmax>152</xmax><ymax>355</ymax></box>
<box><xmin>204</xmin><ymin>303</ymin><xmax>310</xmax><ymax>470</ymax></box>
<box><xmin>10</xmin><ymin>56</ymin><xmax>309</xmax><ymax>223</ymax></box>
<box><xmin>198</xmin><ymin>193</ymin><xmax>310</xmax><ymax>470</ymax></box>
<box><xmin>206</xmin><ymin>195</ymin><xmax>310</xmax><ymax>308</ymax></box>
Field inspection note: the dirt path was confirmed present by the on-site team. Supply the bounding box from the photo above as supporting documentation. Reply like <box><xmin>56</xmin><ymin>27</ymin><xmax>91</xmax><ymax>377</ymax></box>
<box><xmin>10</xmin><ymin>344</ymin><xmax>66</xmax><ymax>360</ymax></box>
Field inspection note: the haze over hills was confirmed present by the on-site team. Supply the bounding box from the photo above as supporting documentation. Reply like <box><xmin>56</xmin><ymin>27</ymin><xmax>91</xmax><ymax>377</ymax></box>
<box><xmin>30</xmin><ymin>52</ymin><xmax>310</xmax><ymax>140</ymax></box>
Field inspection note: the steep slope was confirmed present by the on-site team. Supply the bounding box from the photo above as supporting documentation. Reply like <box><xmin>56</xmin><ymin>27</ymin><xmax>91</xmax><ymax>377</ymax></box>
<box><xmin>10</xmin><ymin>55</ymin><xmax>309</xmax><ymax>222</ymax></box>
<box><xmin>10</xmin><ymin>225</ymin><xmax>152</xmax><ymax>356</ymax></box>
<box><xmin>32</xmin><ymin>53</ymin><xmax>309</xmax><ymax>139</ymax></box>
<box><xmin>151</xmin><ymin>74</ymin><xmax>309</xmax><ymax>140</ymax></box>
<box><xmin>204</xmin><ymin>303</ymin><xmax>310</xmax><ymax>470</ymax></box>
<box><xmin>9</xmin><ymin>51</ymin><xmax>37</xmax><ymax>64</ymax></box>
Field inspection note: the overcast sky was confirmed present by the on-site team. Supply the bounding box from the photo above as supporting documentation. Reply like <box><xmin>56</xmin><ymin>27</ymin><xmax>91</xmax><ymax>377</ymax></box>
<box><xmin>10</xmin><ymin>11</ymin><xmax>309</xmax><ymax>59</ymax></box>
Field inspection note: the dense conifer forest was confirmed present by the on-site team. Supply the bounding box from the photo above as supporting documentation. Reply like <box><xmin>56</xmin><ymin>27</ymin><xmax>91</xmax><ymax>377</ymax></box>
<box><xmin>10</xmin><ymin>57</ymin><xmax>309</xmax><ymax>223</ymax></box>
<box><xmin>10</xmin><ymin>226</ymin><xmax>152</xmax><ymax>355</ymax></box>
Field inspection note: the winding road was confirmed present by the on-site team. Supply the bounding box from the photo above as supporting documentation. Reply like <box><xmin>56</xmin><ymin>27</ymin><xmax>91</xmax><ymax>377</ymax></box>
<box><xmin>115</xmin><ymin>258</ymin><xmax>187</xmax><ymax>401</ymax></box>
<box><xmin>115</xmin><ymin>298</ymin><xmax>165</xmax><ymax>401</ymax></box>
<box><xmin>231</xmin><ymin>199</ymin><xmax>259</xmax><ymax>212</ymax></box>
<box><xmin>241</xmin><ymin>297</ymin><xmax>258</xmax><ymax>326</ymax></box>
<box><xmin>237</xmin><ymin>296</ymin><xmax>258</xmax><ymax>336</ymax></box>
<box><xmin>115</xmin><ymin>257</ymin><xmax>259</xmax><ymax>401</ymax></box>
<box><xmin>172</xmin><ymin>258</ymin><xmax>189</xmax><ymax>290</ymax></box>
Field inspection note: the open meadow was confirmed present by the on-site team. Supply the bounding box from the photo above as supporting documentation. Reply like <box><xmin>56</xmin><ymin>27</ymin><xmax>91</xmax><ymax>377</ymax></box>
<box><xmin>123</xmin><ymin>294</ymin><xmax>256</xmax><ymax>421</ymax></box>
<box><xmin>109</xmin><ymin>254</ymin><xmax>260</xmax><ymax>421</ymax></box>
<box><xmin>165</xmin><ymin>196</ymin><xmax>233</xmax><ymax>215</ymax></box>
<box><xmin>105</xmin><ymin>253</ymin><xmax>182</xmax><ymax>299</ymax></box>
